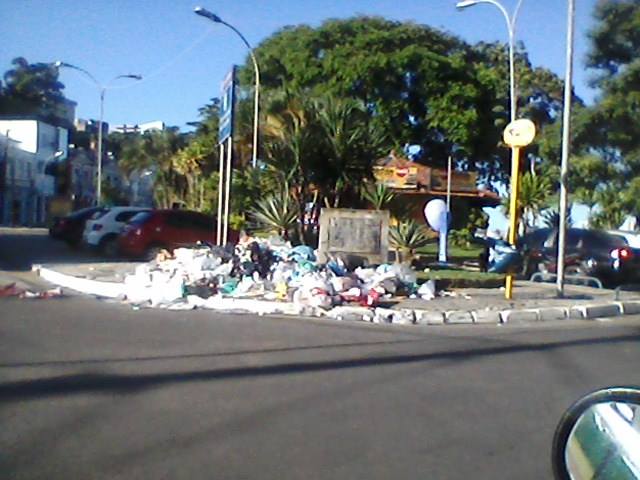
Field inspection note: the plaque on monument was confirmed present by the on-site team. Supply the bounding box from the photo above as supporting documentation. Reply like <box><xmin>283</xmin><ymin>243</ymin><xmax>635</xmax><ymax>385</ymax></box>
<box><xmin>317</xmin><ymin>208</ymin><xmax>390</xmax><ymax>265</ymax></box>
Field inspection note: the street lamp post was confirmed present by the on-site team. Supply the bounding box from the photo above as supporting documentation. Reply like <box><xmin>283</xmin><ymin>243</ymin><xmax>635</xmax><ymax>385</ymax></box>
<box><xmin>55</xmin><ymin>62</ymin><xmax>141</xmax><ymax>205</ymax></box>
<box><xmin>194</xmin><ymin>7</ymin><xmax>260</xmax><ymax>168</ymax></box>
<box><xmin>456</xmin><ymin>0</ymin><xmax>524</xmax><ymax>123</ymax></box>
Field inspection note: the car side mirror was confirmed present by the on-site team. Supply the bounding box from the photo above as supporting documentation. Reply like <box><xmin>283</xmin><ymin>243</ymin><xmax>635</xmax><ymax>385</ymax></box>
<box><xmin>552</xmin><ymin>387</ymin><xmax>640</xmax><ymax>479</ymax></box>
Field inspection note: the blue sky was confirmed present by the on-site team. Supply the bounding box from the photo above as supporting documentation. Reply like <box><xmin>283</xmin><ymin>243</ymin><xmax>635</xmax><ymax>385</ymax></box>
<box><xmin>1</xmin><ymin>0</ymin><xmax>601</xmax><ymax>230</ymax></box>
<box><xmin>1</xmin><ymin>0</ymin><xmax>599</xmax><ymax>129</ymax></box>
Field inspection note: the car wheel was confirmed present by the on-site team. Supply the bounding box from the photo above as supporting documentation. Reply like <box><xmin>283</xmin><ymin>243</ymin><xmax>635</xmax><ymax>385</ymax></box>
<box><xmin>101</xmin><ymin>237</ymin><xmax>119</xmax><ymax>257</ymax></box>
<box><xmin>65</xmin><ymin>238</ymin><xmax>81</xmax><ymax>250</ymax></box>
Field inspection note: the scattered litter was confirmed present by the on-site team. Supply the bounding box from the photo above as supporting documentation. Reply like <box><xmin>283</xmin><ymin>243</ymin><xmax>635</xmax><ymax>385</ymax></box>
<box><xmin>0</xmin><ymin>283</ymin><xmax>24</xmax><ymax>297</ymax></box>
<box><xmin>0</xmin><ymin>283</ymin><xmax>63</xmax><ymax>299</ymax></box>
<box><xmin>440</xmin><ymin>291</ymin><xmax>457</xmax><ymax>297</ymax></box>
<box><xmin>23</xmin><ymin>287</ymin><xmax>64</xmax><ymax>299</ymax></box>
<box><xmin>417</xmin><ymin>280</ymin><xmax>436</xmax><ymax>301</ymax></box>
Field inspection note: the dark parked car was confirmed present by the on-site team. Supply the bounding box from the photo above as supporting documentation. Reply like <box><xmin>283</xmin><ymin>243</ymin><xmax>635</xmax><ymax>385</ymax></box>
<box><xmin>117</xmin><ymin>209</ymin><xmax>239</xmax><ymax>259</ymax></box>
<box><xmin>49</xmin><ymin>206</ymin><xmax>107</xmax><ymax>247</ymax></box>
<box><xmin>520</xmin><ymin>227</ymin><xmax>640</xmax><ymax>287</ymax></box>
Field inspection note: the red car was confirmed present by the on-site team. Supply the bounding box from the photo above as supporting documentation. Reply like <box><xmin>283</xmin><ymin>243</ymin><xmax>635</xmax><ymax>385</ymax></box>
<box><xmin>118</xmin><ymin>210</ymin><xmax>239</xmax><ymax>259</ymax></box>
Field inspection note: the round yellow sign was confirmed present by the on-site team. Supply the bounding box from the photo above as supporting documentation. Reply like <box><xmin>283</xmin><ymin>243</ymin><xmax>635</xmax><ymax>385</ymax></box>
<box><xmin>503</xmin><ymin>119</ymin><xmax>536</xmax><ymax>147</ymax></box>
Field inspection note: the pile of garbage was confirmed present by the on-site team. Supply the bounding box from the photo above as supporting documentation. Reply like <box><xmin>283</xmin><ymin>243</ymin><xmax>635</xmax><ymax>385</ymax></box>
<box><xmin>123</xmin><ymin>236</ymin><xmax>437</xmax><ymax>320</ymax></box>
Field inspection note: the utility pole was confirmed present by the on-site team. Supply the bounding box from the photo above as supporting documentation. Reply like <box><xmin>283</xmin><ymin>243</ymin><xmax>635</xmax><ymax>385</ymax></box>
<box><xmin>556</xmin><ymin>0</ymin><xmax>576</xmax><ymax>298</ymax></box>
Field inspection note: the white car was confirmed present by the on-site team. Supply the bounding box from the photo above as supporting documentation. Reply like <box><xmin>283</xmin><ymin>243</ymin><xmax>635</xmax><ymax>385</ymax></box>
<box><xmin>83</xmin><ymin>206</ymin><xmax>151</xmax><ymax>256</ymax></box>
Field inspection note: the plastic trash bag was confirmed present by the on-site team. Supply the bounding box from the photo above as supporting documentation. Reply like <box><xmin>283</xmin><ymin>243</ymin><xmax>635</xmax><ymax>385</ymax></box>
<box><xmin>354</xmin><ymin>267</ymin><xmax>377</xmax><ymax>284</ymax></box>
<box><xmin>289</xmin><ymin>245</ymin><xmax>316</xmax><ymax>263</ymax></box>
<box><xmin>326</xmin><ymin>257</ymin><xmax>347</xmax><ymax>276</ymax></box>
<box><xmin>417</xmin><ymin>280</ymin><xmax>436</xmax><ymax>300</ymax></box>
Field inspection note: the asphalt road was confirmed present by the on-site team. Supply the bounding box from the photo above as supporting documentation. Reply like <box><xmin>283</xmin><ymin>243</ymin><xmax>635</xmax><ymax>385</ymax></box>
<box><xmin>2</xmin><ymin>294</ymin><xmax>640</xmax><ymax>480</ymax></box>
<box><xmin>0</xmin><ymin>227</ymin><xmax>108</xmax><ymax>272</ymax></box>
<box><xmin>2</xmin><ymin>227</ymin><xmax>640</xmax><ymax>479</ymax></box>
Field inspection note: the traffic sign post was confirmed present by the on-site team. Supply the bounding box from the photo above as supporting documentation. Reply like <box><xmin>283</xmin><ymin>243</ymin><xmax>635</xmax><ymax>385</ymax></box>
<box><xmin>217</xmin><ymin>67</ymin><xmax>236</xmax><ymax>245</ymax></box>
<box><xmin>503</xmin><ymin>119</ymin><xmax>536</xmax><ymax>300</ymax></box>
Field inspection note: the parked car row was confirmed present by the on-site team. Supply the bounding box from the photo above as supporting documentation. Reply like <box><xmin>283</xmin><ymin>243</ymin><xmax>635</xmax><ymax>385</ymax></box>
<box><xmin>519</xmin><ymin>227</ymin><xmax>640</xmax><ymax>287</ymax></box>
<box><xmin>476</xmin><ymin>227</ymin><xmax>640</xmax><ymax>288</ymax></box>
<box><xmin>49</xmin><ymin>207</ymin><xmax>239</xmax><ymax>260</ymax></box>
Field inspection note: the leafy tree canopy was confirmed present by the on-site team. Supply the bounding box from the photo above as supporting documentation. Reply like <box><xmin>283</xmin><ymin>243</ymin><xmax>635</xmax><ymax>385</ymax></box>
<box><xmin>235</xmin><ymin>16</ymin><xmax>567</xmax><ymax>185</ymax></box>
<box><xmin>581</xmin><ymin>0</ymin><xmax>640</xmax><ymax>223</ymax></box>
<box><xmin>0</xmin><ymin>57</ymin><xmax>67</xmax><ymax>121</ymax></box>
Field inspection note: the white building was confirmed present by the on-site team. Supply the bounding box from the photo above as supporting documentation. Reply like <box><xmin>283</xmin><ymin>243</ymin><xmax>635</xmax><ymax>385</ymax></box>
<box><xmin>111</xmin><ymin>120</ymin><xmax>165</xmax><ymax>134</ymax></box>
<box><xmin>0</xmin><ymin>119</ymin><xmax>69</xmax><ymax>225</ymax></box>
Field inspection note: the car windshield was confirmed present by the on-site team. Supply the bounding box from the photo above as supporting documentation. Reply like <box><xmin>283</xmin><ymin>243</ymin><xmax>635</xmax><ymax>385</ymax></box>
<box><xmin>128</xmin><ymin>211</ymin><xmax>153</xmax><ymax>225</ymax></box>
<box><xmin>89</xmin><ymin>208</ymin><xmax>110</xmax><ymax>220</ymax></box>
<box><xmin>68</xmin><ymin>207</ymin><xmax>103</xmax><ymax>220</ymax></box>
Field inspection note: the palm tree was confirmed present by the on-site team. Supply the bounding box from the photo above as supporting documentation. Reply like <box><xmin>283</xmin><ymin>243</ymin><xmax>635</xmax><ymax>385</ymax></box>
<box><xmin>315</xmin><ymin>96</ymin><xmax>387</xmax><ymax>208</ymax></box>
<box><xmin>262</xmin><ymin>89</ymin><xmax>323</xmax><ymax>243</ymax></box>
<box><xmin>249</xmin><ymin>184</ymin><xmax>298</xmax><ymax>239</ymax></box>
<box><xmin>389</xmin><ymin>220</ymin><xmax>431</xmax><ymax>263</ymax></box>
<box><xmin>116</xmin><ymin>129</ymin><xmax>188</xmax><ymax>208</ymax></box>
<box><xmin>360</xmin><ymin>183</ymin><xmax>396</xmax><ymax>211</ymax></box>
<box><xmin>541</xmin><ymin>206</ymin><xmax>573</xmax><ymax>229</ymax></box>
<box><xmin>503</xmin><ymin>172</ymin><xmax>552</xmax><ymax>236</ymax></box>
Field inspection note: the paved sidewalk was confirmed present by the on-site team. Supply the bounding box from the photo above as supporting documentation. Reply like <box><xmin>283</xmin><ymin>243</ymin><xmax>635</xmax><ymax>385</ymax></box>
<box><xmin>26</xmin><ymin>261</ymin><xmax>640</xmax><ymax>325</ymax></box>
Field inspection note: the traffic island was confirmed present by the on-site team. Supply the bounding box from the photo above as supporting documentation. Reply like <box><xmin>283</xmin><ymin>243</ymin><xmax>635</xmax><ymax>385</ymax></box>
<box><xmin>33</xmin><ymin>256</ymin><xmax>640</xmax><ymax>327</ymax></box>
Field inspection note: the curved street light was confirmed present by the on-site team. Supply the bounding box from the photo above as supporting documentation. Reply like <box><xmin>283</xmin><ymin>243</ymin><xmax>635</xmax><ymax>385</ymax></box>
<box><xmin>54</xmin><ymin>61</ymin><xmax>142</xmax><ymax>205</ymax></box>
<box><xmin>456</xmin><ymin>0</ymin><xmax>524</xmax><ymax>122</ymax></box>
<box><xmin>194</xmin><ymin>7</ymin><xmax>260</xmax><ymax>168</ymax></box>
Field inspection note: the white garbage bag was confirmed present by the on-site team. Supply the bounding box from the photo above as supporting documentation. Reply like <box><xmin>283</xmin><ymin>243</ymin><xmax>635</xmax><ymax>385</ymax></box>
<box><xmin>417</xmin><ymin>280</ymin><xmax>436</xmax><ymax>300</ymax></box>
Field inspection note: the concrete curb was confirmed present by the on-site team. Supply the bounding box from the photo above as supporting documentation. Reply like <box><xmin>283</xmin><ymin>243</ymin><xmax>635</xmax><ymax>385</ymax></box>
<box><xmin>570</xmin><ymin>303</ymin><xmax>622</xmax><ymax>320</ymax></box>
<box><xmin>472</xmin><ymin>310</ymin><xmax>502</xmax><ymax>324</ymax></box>
<box><xmin>35</xmin><ymin>266</ymin><xmax>125</xmax><ymax>298</ymax></box>
<box><xmin>36</xmin><ymin>266</ymin><xmax>639</xmax><ymax>326</ymax></box>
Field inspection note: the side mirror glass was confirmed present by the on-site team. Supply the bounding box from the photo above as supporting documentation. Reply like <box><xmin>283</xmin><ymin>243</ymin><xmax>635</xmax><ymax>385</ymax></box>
<box><xmin>553</xmin><ymin>387</ymin><xmax>640</xmax><ymax>479</ymax></box>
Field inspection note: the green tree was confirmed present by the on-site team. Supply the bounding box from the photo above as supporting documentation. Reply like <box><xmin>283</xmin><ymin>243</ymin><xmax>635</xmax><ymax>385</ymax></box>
<box><xmin>115</xmin><ymin>128</ymin><xmax>188</xmax><ymax>208</ymax></box>
<box><xmin>262</xmin><ymin>90</ymin><xmax>324</xmax><ymax>243</ymax></box>
<box><xmin>582</xmin><ymin>0</ymin><xmax>640</xmax><ymax>224</ymax></box>
<box><xmin>249</xmin><ymin>183</ymin><xmax>298</xmax><ymax>239</ymax></box>
<box><xmin>360</xmin><ymin>183</ymin><xmax>396</xmax><ymax>211</ymax></box>
<box><xmin>239</xmin><ymin>17</ymin><xmax>568</xmax><ymax>186</ymax></box>
<box><xmin>502</xmin><ymin>171</ymin><xmax>553</xmax><ymax>236</ymax></box>
<box><xmin>1</xmin><ymin>57</ymin><xmax>68</xmax><ymax>125</ymax></box>
<box><xmin>389</xmin><ymin>219</ymin><xmax>431</xmax><ymax>263</ymax></box>
<box><xmin>315</xmin><ymin>96</ymin><xmax>387</xmax><ymax>207</ymax></box>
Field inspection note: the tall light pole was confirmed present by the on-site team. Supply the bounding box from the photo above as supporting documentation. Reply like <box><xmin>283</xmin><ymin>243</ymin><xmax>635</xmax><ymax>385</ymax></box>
<box><xmin>194</xmin><ymin>6</ymin><xmax>260</xmax><ymax>168</ymax></box>
<box><xmin>556</xmin><ymin>0</ymin><xmax>576</xmax><ymax>298</ymax></box>
<box><xmin>55</xmin><ymin>62</ymin><xmax>141</xmax><ymax>205</ymax></box>
<box><xmin>456</xmin><ymin>0</ymin><xmax>524</xmax><ymax>123</ymax></box>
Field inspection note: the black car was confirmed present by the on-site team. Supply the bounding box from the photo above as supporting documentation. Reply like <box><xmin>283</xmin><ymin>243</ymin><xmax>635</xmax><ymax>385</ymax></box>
<box><xmin>49</xmin><ymin>206</ymin><xmax>107</xmax><ymax>247</ymax></box>
<box><xmin>520</xmin><ymin>227</ymin><xmax>640</xmax><ymax>287</ymax></box>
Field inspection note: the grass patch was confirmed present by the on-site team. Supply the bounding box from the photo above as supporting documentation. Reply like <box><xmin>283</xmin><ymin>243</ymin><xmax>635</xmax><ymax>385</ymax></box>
<box><xmin>416</xmin><ymin>243</ymin><xmax>483</xmax><ymax>260</ymax></box>
<box><xmin>417</xmin><ymin>269</ymin><xmax>504</xmax><ymax>289</ymax></box>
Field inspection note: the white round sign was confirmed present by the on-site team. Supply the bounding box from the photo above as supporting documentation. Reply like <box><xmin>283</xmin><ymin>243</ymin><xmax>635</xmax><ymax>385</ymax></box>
<box><xmin>424</xmin><ymin>199</ymin><xmax>448</xmax><ymax>233</ymax></box>
<box><xmin>503</xmin><ymin>119</ymin><xmax>536</xmax><ymax>147</ymax></box>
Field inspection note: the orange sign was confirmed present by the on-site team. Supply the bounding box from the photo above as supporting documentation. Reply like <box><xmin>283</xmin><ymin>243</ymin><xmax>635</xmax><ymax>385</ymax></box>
<box><xmin>373</xmin><ymin>166</ymin><xmax>418</xmax><ymax>189</ymax></box>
